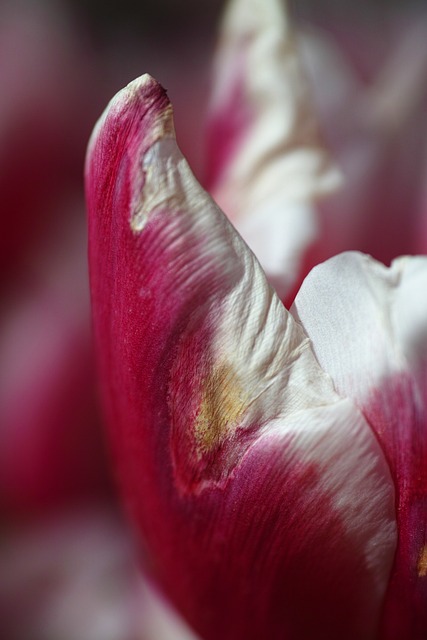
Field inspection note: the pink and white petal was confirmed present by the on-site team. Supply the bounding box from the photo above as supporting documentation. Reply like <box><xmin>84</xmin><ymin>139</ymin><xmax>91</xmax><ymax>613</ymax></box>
<box><xmin>86</xmin><ymin>75</ymin><xmax>396</xmax><ymax>639</ymax></box>
<box><xmin>293</xmin><ymin>251</ymin><xmax>427</xmax><ymax>638</ymax></box>
<box><xmin>205</xmin><ymin>0</ymin><xmax>341</xmax><ymax>301</ymax></box>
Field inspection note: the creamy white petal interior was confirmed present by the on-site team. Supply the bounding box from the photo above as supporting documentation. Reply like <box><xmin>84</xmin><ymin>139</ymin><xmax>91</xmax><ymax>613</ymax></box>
<box><xmin>292</xmin><ymin>252</ymin><xmax>427</xmax><ymax>402</ymax></box>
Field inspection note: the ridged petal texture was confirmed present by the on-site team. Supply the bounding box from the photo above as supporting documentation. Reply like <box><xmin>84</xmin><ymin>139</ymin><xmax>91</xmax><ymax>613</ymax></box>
<box><xmin>293</xmin><ymin>252</ymin><xmax>427</xmax><ymax>639</ymax></box>
<box><xmin>86</xmin><ymin>75</ymin><xmax>396</xmax><ymax>640</ymax></box>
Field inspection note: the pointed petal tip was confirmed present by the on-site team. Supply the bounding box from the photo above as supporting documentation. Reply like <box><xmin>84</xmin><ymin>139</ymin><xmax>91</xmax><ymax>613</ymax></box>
<box><xmin>111</xmin><ymin>73</ymin><xmax>170</xmax><ymax>115</ymax></box>
<box><xmin>85</xmin><ymin>73</ymin><xmax>177</xmax><ymax>239</ymax></box>
<box><xmin>85</xmin><ymin>73</ymin><xmax>174</xmax><ymax>176</ymax></box>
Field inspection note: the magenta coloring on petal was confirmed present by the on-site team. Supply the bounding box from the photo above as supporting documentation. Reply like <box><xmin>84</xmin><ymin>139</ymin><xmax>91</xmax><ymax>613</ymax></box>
<box><xmin>365</xmin><ymin>371</ymin><xmax>427</xmax><ymax>639</ymax></box>
<box><xmin>87</xmin><ymin>77</ymin><xmax>396</xmax><ymax>640</ymax></box>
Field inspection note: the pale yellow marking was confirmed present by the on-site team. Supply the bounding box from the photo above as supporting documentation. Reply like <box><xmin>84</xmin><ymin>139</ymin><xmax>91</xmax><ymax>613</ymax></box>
<box><xmin>195</xmin><ymin>364</ymin><xmax>248</xmax><ymax>455</ymax></box>
<box><xmin>417</xmin><ymin>546</ymin><xmax>427</xmax><ymax>577</ymax></box>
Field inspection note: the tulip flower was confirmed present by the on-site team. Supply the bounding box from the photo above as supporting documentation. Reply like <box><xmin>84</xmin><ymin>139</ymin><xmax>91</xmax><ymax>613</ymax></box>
<box><xmin>86</xmin><ymin>0</ymin><xmax>427</xmax><ymax>637</ymax></box>
<box><xmin>86</xmin><ymin>69</ymin><xmax>427</xmax><ymax>637</ymax></box>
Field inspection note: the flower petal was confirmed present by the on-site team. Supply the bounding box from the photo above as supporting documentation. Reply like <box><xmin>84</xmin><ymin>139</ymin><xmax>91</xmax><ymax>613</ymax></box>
<box><xmin>86</xmin><ymin>76</ymin><xmax>396</xmax><ymax>639</ymax></box>
<box><xmin>293</xmin><ymin>251</ymin><xmax>427</xmax><ymax>637</ymax></box>
<box><xmin>205</xmin><ymin>0</ymin><xmax>341</xmax><ymax>301</ymax></box>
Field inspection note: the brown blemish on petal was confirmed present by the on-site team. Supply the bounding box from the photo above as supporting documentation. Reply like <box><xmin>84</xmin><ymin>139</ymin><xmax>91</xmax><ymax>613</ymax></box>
<box><xmin>417</xmin><ymin>546</ymin><xmax>427</xmax><ymax>577</ymax></box>
<box><xmin>195</xmin><ymin>363</ymin><xmax>247</xmax><ymax>455</ymax></box>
